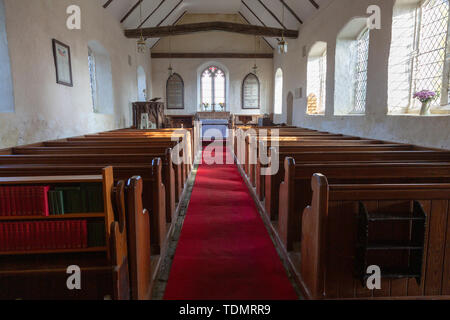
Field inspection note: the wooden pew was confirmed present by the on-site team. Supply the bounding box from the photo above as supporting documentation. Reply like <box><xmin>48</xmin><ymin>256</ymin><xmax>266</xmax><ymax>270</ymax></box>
<box><xmin>278</xmin><ymin>158</ymin><xmax>450</xmax><ymax>251</ymax></box>
<box><xmin>11</xmin><ymin>146</ymin><xmax>179</xmax><ymax>223</ymax></box>
<box><xmin>301</xmin><ymin>174</ymin><xmax>450</xmax><ymax>299</ymax></box>
<box><xmin>246</xmin><ymin>139</ymin><xmax>401</xmax><ymax>210</ymax></box>
<box><xmin>39</xmin><ymin>142</ymin><xmax>185</xmax><ymax>201</ymax></box>
<box><xmin>0</xmin><ymin>167</ymin><xmax>130</xmax><ymax>300</ymax></box>
<box><xmin>245</xmin><ymin>136</ymin><xmax>385</xmax><ymax>185</ymax></box>
<box><xmin>262</xmin><ymin>148</ymin><xmax>450</xmax><ymax>220</ymax></box>
<box><xmin>0</xmin><ymin>164</ymin><xmax>156</xmax><ymax>300</ymax></box>
<box><xmin>256</xmin><ymin>144</ymin><xmax>416</xmax><ymax>203</ymax></box>
<box><xmin>233</xmin><ymin>126</ymin><xmax>334</xmax><ymax>157</ymax></box>
<box><xmin>0</xmin><ymin>156</ymin><xmax>167</xmax><ymax>255</ymax></box>
<box><xmin>65</xmin><ymin>136</ymin><xmax>193</xmax><ymax>183</ymax></box>
<box><xmin>117</xmin><ymin>177</ymin><xmax>152</xmax><ymax>300</ymax></box>
<box><xmin>242</xmin><ymin>136</ymin><xmax>386</xmax><ymax>178</ymax></box>
<box><xmin>101</xmin><ymin>128</ymin><xmax>195</xmax><ymax>159</ymax></box>
<box><xmin>3</xmin><ymin>148</ymin><xmax>176</xmax><ymax>223</ymax></box>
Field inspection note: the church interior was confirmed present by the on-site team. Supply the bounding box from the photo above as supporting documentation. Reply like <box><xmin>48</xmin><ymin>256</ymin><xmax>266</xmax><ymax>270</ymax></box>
<box><xmin>0</xmin><ymin>0</ymin><xmax>450</xmax><ymax>303</ymax></box>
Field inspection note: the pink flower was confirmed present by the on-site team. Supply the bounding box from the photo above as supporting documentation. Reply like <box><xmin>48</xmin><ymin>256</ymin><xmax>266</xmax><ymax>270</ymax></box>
<box><xmin>413</xmin><ymin>90</ymin><xmax>438</xmax><ymax>103</ymax></box>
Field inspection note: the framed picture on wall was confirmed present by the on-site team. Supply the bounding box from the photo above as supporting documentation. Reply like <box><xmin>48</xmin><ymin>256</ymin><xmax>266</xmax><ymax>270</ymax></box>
<box><xmin>52</xmin><ymin>39</ymin><xmax>73</xmax><ymax>87</ymax></box>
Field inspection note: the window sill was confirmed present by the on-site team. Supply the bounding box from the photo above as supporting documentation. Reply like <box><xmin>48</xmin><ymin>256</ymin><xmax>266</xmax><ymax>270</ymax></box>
<box><xmin>388</xmin><ymin>114</ymin><xmax>450</xmax><ymax>118</ymax></box>
<box><xmin>334</xmin><ymin>113</ymin><xmax>365</xmax><ymax>116</ymax></box>
<box><xmin>389</xmin><ymin>105</ymin><xmax>450</xmax><ymax>116</ymax></box>
<box><xmin>388</xmin><ymin>110</ymin><xmax>450</xmax><ymax>117</ymax></box>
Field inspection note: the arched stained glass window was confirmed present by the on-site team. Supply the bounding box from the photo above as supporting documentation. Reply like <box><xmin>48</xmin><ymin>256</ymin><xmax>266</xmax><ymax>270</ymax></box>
<box><xmin>201</xmin><ymin>66</ymin><xmax>226</xmax><ymax>111</ymax></box>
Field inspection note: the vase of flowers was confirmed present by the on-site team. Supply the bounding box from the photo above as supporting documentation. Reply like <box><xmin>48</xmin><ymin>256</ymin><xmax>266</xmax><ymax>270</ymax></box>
<box><xmin>201</xmin><ymin>102</ymin><xmax>209</xmax><ymax>111</ymax></box>
<box><xmin>218</xmin><ymin>102</ymin><xmax>225</xmax><ymax>111</ymax></box>
<box><xmin>413</xmin><ymin>90</ymin><xmax>438</xmax><ymax>115</ymax></box>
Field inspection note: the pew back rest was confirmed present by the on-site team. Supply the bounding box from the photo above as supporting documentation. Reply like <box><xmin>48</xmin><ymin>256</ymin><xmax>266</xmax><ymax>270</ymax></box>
<box><xmin>13</xmin><ymin>146</ymin><xmax>171</xmax><ymax>155</ymax></box>
<box><xmin>0</xmin><ymin>159</ymin><xmax>166</xmax><ymax>255</ymax></box>
<box><xmin>278</xmin><ymin>158</ymin><xmax>450</xmax><ymax>250</ymax></box>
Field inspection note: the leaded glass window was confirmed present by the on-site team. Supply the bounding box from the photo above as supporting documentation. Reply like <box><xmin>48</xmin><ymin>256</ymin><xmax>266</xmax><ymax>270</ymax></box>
<box><xmin>200</xmin><ymin>66</ymin><xmax>226</xmax><ymax>111</ymax></box>
<box><xmin>88</xmin><ymin>47</ymin><xmax>98</xmax><ymax>112</ymax></box>
<box><xmin>354</xmin><ymin>29</ymin><xmax>370</xmax><ymax>113</ymax></box>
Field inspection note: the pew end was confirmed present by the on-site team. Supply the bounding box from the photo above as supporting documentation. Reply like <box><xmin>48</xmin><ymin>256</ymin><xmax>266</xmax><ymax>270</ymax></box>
<box><xmin>278</xmin><ymin>157</ymin><xmax>296</xmax><ymax>251</ymax></box>
<box><xmin>300</xmin><ymin>173</ymin><xmax>329</xmax><ymax>299</ymax></box>
<box><xmin>125</xmin><ymin>176</ymin><xmax>152</xmax><ymax>300</ymax></box>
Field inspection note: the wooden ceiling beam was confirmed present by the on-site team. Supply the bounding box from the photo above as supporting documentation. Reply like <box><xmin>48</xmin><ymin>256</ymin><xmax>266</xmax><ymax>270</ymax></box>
<box><xmin>120</xmin><ymin>0</ymin><xmax>143</xmax><ymax>24</ymax></box>
<box><xmin>242</xmin><ymin>0</ymin><xmax>266</xmax><ymax>27</ymax></box>
<box><xmin>241</xmin><ymin>1</ymin><xmax>281</xmax><ymax>41</ymax></box>
<box><xmin>257</xmin><ymin>0</ymin><xmax>287</xmax><ymax>29</ymax></box>
<box><xmin>151</xmin><ymin>52</ymin><xmax>273</xmax><ymax>59</ymax></box>
<box><xmin>150</xmin><ymin>9</ymin><xmax>187</xmax><ymax>50</ymax></box>
<box><xmin>103</xmin><ymin>0</ymin><xmax>114</xmax><ymax>9</ymax></box>
<box><xmin>124</xmin><ymin>21</ymin><xmax>298</xmax><ymax>39</ymax></box>
<box><xmin>238</xmin><ymin>11</ymin><xmax>274</xmax><ymax>50</ymax></box>
<box><xmin>172</xmin><ymin>10</ymin><xmax>187</xmax><ymax>26</ymax></box>
<box><xmin>137</xmin><ymin>0</ymin><xmax>166</xmax><ymax>29</ymax></box>
<box><xmin>309</xmin><ymin>0</ymin><xmax>320</xmax><ymax>9</ymax></box>
<box><xmin>280</xmin><ymin>0</ymin><xmax>303</xmax><ymax>24</ymax></box>
<box><xmin>156</xmin><ymin>0</ymin><xmax>183</xmax><ymax>27</ymax></box>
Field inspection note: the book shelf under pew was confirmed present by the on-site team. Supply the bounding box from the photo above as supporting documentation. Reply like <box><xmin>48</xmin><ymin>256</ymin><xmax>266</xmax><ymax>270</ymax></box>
<box><xmin>0</xmin><ymin>167</ymin><xmax>130</xmax><ymax>300</ymax></box>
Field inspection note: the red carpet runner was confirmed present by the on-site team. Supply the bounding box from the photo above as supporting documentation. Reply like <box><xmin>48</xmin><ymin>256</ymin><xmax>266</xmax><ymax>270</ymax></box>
<box><xmin>164</xmin><ymin>147</ymin><xmax>297</xmax><ymax>300</ymax></box>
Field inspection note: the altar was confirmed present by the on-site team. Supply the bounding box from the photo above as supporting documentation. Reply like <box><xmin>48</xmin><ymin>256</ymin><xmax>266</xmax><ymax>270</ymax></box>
<box><xmin>196</xmin><ymin>112</ymin><xmax>231</xmax><ymax>140</ymax></box>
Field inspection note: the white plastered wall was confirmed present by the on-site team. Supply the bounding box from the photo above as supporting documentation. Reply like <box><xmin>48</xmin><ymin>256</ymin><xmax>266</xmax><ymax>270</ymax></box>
<box><xmin>273</xmin><ymin>0</ymin><xmax>450</xmax><ymax>150</ymax></box>
<box><xmin>0</xmin><ymin>0</ymin><xmax>152</xmax><ymax>148</ymax></box>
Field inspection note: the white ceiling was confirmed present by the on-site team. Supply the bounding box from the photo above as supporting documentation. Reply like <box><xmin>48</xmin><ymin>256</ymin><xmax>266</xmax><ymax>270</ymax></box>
<box><xmin>100</xmin><ymin>0</ymin><xmax>333</xmax><ymax>48</ymax></box>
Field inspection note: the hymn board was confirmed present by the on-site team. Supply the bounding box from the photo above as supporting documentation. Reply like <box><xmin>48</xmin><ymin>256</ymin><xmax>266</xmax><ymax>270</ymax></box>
<box><xmin>167</xmin><ymin>74</ymin><xmax>184</xmax><ymax>109</ymax></box>
<box><xmin>242</xmin><ymin>73</ymin><xmax>260</xmax><ymax>109</ymax></box>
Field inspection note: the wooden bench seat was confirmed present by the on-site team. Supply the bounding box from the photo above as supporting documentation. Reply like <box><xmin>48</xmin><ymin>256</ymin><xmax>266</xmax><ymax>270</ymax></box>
<box><xmin>255</xmin><ymin>144</ymin><xmax>417</xmax><ymax>202</ymax></box>
<box><xmin>11</xmin><ymin>146</ymin><xmax>182</xmax><ymax>215</ymax></box>
<box><xmin>0</xmin><ymin>148</ymin><xmax>176</xmax><ymax>222</ymax></box>
<box><xmin>241</xmin><ymin>138</ymin><xmax>389</xmax><ymax>177</ymax></box>
<box><xmin>64</xmin><ymin>137</ymin><xmax>193</xmax><ymax>180</ymax></box>
<box><xmin>278</xmin><ymin>159</ymin><xmax>450</xmax><ymax>251</ymax></box>
<box><xmin>0</xmin><ymin>156</ymin><xmax>168</xmax><ymax>255</ymax></box>
<box><xmin>261</xmin><ymin>150</ymin><xmax>450</xmax><ymax>219</ymax></box>
<box><xmin>39</xmin><ymin>142</ymin><xmax>188</xmax><ymax>197</ymax></box>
